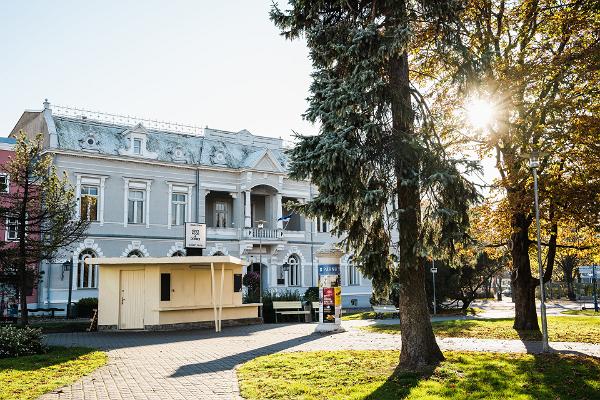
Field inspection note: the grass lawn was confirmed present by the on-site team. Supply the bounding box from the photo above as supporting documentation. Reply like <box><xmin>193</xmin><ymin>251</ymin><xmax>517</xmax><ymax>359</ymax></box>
<box><xmin>364</xmin><ymin>316</ymin><xmax>600</xmax><ymax>343</ymax></box>
<box><xmin>0</xmin><ymin>346</ymin><xmax>107</xmax><ymax>400</ymax></box>
<box><xmin>237</xmin><ymin>350</ymin><xmax>600</xmax><ymax>399</ymax></box>
<box><xmin>561</xmin><ymin>309</ymin><xmax>600</xmax><ymax>317</ymax></box>
<box><xmin>342</xmin><ymin>308</ymin><xmax>481</xmax><ymax>321</ymax></box>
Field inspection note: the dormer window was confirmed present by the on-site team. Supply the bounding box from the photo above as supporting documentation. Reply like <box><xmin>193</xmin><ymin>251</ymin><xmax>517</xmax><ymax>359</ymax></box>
<box><xmin>133</xmin><ymin>139</ymin><xmax>142</xmax><ymax>155</ymax></box>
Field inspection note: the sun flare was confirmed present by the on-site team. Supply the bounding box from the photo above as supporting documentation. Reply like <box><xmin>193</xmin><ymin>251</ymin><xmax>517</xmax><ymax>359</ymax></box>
<box><xmin>466</xmin><ymin>98</ymin><xmax>496</xmax><ymax>129</ymax></box>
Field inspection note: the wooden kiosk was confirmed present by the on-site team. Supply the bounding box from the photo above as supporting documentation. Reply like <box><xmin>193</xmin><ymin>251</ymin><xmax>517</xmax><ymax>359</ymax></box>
<box><xmin>90</xmin><ymin>255</ymin><xmax>262</xmax><ymax>331</ymax></box>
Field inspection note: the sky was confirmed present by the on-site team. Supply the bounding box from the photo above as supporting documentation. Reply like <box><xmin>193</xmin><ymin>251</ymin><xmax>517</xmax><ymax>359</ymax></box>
<box><xmin>0</xmin><ymin>1</ymin><xmax>316</xmax><ymax>140</ymax></box>
<box><xmin>0</xmin><ymin>1</ymin><xmax>497</xmax><ymax>185</ymax></box>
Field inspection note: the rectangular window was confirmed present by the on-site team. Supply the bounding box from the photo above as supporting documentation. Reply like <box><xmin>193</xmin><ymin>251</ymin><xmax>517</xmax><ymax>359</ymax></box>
<box><xmin>348</xmin><ymin>265</ymin><xmax>360</xmax><ymax>286</ymax></box>
<box><xmin>316</xmin><ymin>216</ymin><xmax>328</xmax><ymax>233</ymax></box>
<box><xmin>0</xmin><ymin>174</ymin><xmax>8</xmax><ymax>193</ymax></box>
<box><xmin>171</xmin><ymin>193</ymin><xmax>187</xmax><ymax>226</ymax></box>
<box><xmin>5</xmin><ymin>218</ymin><xmax>19</xmax><ymax>241</ymax></box>
<box><xmin>80</xmin><ymin>185</ymin><xmax>99</xmax><ymax>221</ymax></box>
<box><xmin>133</xmin><ymin>138</ymin><xmax>142</xmax><ymax>155</ymax></box>
<box><xmin>215</xmin><ymin>201</ymin><xmax>227</xmax><ymax>228</ymax></box>
<box><xmin>234</xmin><ymin>274</ymin><xmax>242</xmax><ymax>292</ymax></box>
<box><xmin>160</xmin><ymin>273</ymin><xmax>171</xmax><ymax>301</ymax></box>
<box><xmin>128</xmin><ymin>189</ymin><xmax>145</xmax><ymax>224</ymax></box>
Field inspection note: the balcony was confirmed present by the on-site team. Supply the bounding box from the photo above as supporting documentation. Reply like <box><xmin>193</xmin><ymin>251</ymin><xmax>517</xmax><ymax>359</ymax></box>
<box><xmin>243</xmin><ymin>228</ymin><xmax>284</xmax><ymax>241</ymax></box>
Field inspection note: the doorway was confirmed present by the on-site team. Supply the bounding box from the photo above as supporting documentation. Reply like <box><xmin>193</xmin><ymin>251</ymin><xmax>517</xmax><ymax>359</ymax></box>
<box><xmin>119</xmin><ymin>270</ymin><xmax>145</xmax><ymax>329</ymax></box>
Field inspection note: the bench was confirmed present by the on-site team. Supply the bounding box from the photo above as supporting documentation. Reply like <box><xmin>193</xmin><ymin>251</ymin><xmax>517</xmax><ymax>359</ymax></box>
<box><xmin>273</xmin><ymin>301</ymin><xmax>311</xmax><ymax>323</ymax></box>
<box><xmin>28</xmin><ymin>307</ymin><xmax>64</xmax><ymax>318</ymax></box>
<box><xmin>372</xmin><ymin>305</ymin><xmax>399</xmax><ymax>318</ymax></box>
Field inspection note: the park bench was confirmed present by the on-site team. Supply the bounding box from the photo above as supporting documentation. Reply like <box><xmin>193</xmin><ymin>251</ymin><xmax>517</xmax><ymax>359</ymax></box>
<box><xmin>372</xmin><ymin>305</ymin><xmax>399</xmax><ymax>318</ymax></box>
<box><xmin>27</xmin><ymin>307</ymin><xmax>64</xmax><ymax>318</ymax></box>
<box><xmin>273</xmin><ymin>301</ymin><xmax>311</xmax><ymax>323</ymax></box>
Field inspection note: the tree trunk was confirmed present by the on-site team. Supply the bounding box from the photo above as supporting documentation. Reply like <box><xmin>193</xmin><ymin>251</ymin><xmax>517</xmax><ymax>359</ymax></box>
<box><xmin>391</xmin><ymin>51</ymin><xmax>444</xmax><ymax>370</ymax></box>
<box><xmin>511</xmin><ymin>211</ymin><xmax>539</xmax><ymax>331</ymax></box>
<box><xmin>18</xmin><ymin>261</ymin><xmax>29</xmax><ymax>326</ymax></box>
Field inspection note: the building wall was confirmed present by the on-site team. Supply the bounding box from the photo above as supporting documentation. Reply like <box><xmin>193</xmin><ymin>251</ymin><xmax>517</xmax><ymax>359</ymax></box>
<box><xmin>9</xmin><ymin>106</ymin><xmax>374</xmax><ymax>313</ymax></box>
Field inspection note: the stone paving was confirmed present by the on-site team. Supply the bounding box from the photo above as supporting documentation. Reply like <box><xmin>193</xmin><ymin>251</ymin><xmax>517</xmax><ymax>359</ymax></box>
<box><xmin>42</xmin><ymin>321</ymin><xmax>600</xmax><ymax>400</ymax></box>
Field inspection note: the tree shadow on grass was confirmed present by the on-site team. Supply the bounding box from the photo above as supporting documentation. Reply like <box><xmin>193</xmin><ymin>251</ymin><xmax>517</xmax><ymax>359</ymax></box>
<box><xmin>365</xmin><ymin>352</ymin><xmax>600</xmax><ymax>400</ymax></box>
<box><xmin>0</xmin><ymin>346</ymin><xmax>97</xmax><ymax>372</ymax></box>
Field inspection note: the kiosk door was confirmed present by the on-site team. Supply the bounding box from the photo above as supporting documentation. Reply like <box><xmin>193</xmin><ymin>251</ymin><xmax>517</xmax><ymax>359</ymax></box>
<box><xmin>119</xmin><ymin>270</ymin><xmax>144</xmax><ymax>329</ymax></box>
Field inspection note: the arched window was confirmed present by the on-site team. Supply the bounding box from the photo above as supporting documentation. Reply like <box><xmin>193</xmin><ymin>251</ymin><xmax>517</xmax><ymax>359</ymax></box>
<box><xmin>287</xmin><ymin>255</ymin><xmax>300</xmax><ymax>287</ymax></box>
<box><xmin>127</xmin><ymin>250</ymin><xmax>144</xmax><ymax>258</ymax></box>
<box><xmin>171</xmin><ymin>250</ymin><xmax>185</xmax><ymax>257</ymax></box>
<box><xmin>213</xmin><ymin>251</ymin><xmax>225</xmax><ymax>256</ymax></box>
<box><xmin>78</xmin><ymin>249</ymin><xmax>98</xmax><ymax>288</ymax></box>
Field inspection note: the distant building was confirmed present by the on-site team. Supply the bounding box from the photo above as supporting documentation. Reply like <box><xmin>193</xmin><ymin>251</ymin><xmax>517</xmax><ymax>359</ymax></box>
<box><xmin>9</xmin><ymin>101</ymin><xmax>372</xmax><ymax>314</ymax></box>
<box><xmin>0</xmin><ymin>137</ymin><xmax>38</xmax><ymax>315</ymax></box>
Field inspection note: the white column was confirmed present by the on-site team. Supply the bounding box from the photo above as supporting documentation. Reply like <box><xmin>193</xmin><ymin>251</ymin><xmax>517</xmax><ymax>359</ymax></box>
<box><xmin>167</xmin><ymin>183</ymin><xmax>173</xmax><ymax>229</ymax></box>
<box><xmin>123</xmin><ymin>179</ymin><xmax>129</xmax><ymax>227</ymax></box>
<box><xmin>99</xmin><ymin>177</ymin><xmax>106</xmax><ymax>226</ymax></box>
<box><xmin>244</xmin><ymin>190</ymin><xmax>251</xmax><ymax>228</ymax></box>
<box><xmin>145</xmin><ymin>182</ymin><xmax>151</xmax><ymax>228</ymax></box>
<box><xmin>75</xmin><ymin>175</ymin><xmax>81</xmax><ymax>220</ymax></box>
<box><xmin>198</xmin><ymin>188</ymin><xmax>207</xmax><ymax>224</ymax></box>
<box><xmin>276</xmin><ymin>193</ymin><xmax>283</xmax><ymax>229</ymax></box>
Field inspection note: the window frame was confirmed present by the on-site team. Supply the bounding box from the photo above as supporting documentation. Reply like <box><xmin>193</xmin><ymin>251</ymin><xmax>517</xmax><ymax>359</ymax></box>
<box><xmin>171</xmin><ymin>192</ymin><xmax>187</xmax><ymax>226</ymax></box>
<box><xmin>5</xmin><ymin>217</ymin><xmax>19</xmax><ymax>241</ymax></box>
<box><xmin>215</xmin><ymin>201</ymin><xmax>227</xmax><ymax>228</ymax></box>
<box><xmin>127</xmin><ymin>189</ymin><xmax>145</xmax><ymax>224</ymax></box>
<box><xmin>133</xmin><ymin>138</ymin><xmax>142</xmax><ymax>155</ymax></box>
<box><xmin>77</xmin><ymin>249</ymin><xmax>98</xmax><ymax>289</ymax></box>
<box><xmin>80</xmin><ymin>185</ymin><xmax>99</xmax><ymax>222</ymax></box>
<box><xmin>348</xmin><ymin>264</ymin><xmax>360</xmax><ymax>286</ymax></box>
<box><xmin>287</xmin><ymin>255</ymin><xmax>300</xmax><ymax>287</ymax></box>
<box><xmin>0</xmin><ymin>173</ymin><xmax>9</xmax><ymax>193</ymax></box>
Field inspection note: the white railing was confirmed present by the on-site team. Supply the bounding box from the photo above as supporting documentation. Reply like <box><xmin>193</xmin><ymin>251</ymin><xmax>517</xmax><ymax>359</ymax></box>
<box><xmin>51</xmin><ymin>104</ymin><xmax>204</xmax><ymax>136</ymax></box>
<box><xmin>243</xmin><ymin>228</ymin><xmax>284</xmax><ymax>240</ymax></box>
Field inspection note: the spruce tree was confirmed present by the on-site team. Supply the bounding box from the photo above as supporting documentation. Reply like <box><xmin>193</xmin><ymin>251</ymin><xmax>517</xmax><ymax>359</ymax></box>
<box><xmin>271</xmin><ymin>1</ymin><xmax>479</xmax><ymax>369</ymax></box>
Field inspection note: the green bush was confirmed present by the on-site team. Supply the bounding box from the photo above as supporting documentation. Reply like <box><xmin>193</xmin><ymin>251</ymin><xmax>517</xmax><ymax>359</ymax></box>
<box><xmin>303</xmin><ymin>287</ymin><xmax>319</xmax><ymax>302</ymax></box>
<box><xmin>0</xmin><ymin>325</ymin><xmax>46</xmax><ymax>358</ymax></box>
<box><xmin>262</xmin><ymin>289</ymin><xmax>302</xmax><ymax>323</ymax></box>
<box><xmin>75</xmin><ymin>297</ymin><xmax>98</xmax><ymax>319</ymax></box>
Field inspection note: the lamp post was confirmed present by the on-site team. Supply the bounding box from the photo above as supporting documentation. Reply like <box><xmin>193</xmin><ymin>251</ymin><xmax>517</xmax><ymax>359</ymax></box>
<box><xmin>593</xmin><ymin>264</ymin><xmax>598</xmax><ymax>313</ymax></box>
<box><xmin>431</xmin><ymin>259</ymin><xmax>437</xmax><ymax>315</ymax></box>
<box><xmin>63</xmin><ymin>258</ymin><xmax>74</xmax><ymax>319</ymax></box>
<box><xmin>529</xmin><ymin>150</ymin><xmax>549</xmax><ymax>352</ymax></box>
<box><xmin>256</xmin><ymin>220</ymin><xmax>266</xmax><ymax>317</ymax></box>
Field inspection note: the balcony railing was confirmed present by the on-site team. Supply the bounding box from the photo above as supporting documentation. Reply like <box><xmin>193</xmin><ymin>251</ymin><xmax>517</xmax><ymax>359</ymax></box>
<box><xmin>243</xmin><ymin>228</ymin><xmax>284</xmax><ymax>240</ymax></box>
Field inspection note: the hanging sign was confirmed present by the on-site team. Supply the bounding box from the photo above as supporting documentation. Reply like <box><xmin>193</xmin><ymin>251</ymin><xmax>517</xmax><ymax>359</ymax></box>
<box><xmin>185</xmin><ymin>223</ymin><xmax>206</xmax><ymax>249</ymax></box>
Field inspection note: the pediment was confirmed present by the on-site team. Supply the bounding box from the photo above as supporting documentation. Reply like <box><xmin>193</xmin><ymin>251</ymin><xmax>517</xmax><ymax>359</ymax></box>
<box><xmin>121</xmin><ymin>123</ymin><xmax>148</xmax><ymax>136</ymax></box>
<box><xmin>251</xmin><ymin>149</ymin><xmax>284</xmax><ymax>173</ymax></box>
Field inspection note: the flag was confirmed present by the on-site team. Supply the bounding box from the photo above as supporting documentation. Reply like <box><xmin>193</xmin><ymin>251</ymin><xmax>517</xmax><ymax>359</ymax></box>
<box><xmin>278</xmin><ymin>214</ymin><xmax>292</xmax><ymax>222</ymax></box>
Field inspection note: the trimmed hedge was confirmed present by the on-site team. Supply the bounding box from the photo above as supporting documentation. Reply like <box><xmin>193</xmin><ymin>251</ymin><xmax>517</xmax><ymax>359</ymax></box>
<box><xmin>0</xmin><ymin>325</ymin><xmax>46</xmax><ymax>358</ymax></box>
<box><xmin>76</xmin><ymin>297</ymin><xmax>98</xmax><ymax>318</ymax></box>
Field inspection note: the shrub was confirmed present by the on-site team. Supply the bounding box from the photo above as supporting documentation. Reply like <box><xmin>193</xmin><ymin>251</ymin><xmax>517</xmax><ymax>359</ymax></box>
<box><xmin>261</xmin><ymin>289</ymin><xmax>302</xmax><ymax>323</ymax></box>
<box><xmin>303</xmin><ymin>287</ymin><xmax>319</xmax><ymax>302</ymax></box>
<box><xmin>0</xmin><ymin>325</ymin><xmax>46</xmax><ymax>358</ymax></box>
<box><xmin>76</xmin><ymin>297</ymin><xmax>98</xmax><ymax>319</ymax></box>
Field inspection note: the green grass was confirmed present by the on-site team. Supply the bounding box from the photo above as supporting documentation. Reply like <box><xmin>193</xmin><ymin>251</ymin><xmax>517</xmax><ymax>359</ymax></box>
<box><xmin>561</xmin><ymin>309</ymin><xmax>600</xmax><ymax>316</ymax></box>
<box><xmin>364</xmin><ymin>316</ymin><xmax>600</xmax><ymax>343</ymax></box>
<box><xmin>237</xmin><ymin>350</ymin><xmax>600</xmax><ymax>399</ymax></box>
<box><xmin>0</xmin><ymin>346</ymin><xmax>107</xmax><ymax>400</ymax></box>
<box><xmin>342</xmin><ymin>308</ymin><xmax>481</xmax><ymax>321</ymax></box>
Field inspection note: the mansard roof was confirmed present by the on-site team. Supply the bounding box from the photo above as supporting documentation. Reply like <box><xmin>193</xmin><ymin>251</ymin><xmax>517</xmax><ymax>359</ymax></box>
<box><xmin>52</xmin><ymin>116</ymin><xmax>288</xmax><ymax>171</ymax></box>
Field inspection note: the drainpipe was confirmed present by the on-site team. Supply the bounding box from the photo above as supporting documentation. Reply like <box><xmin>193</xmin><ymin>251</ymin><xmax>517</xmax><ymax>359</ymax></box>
<box><xmin>195</xmin><ymin>168</ymin><xmax>200</xmax><ymax>223</ymax></box>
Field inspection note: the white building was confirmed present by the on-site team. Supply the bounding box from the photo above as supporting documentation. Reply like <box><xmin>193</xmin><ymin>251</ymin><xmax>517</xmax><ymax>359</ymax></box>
<box><xmin>9</xmin><ymin>101</ymin><xmax>372</xmax><ymax>313</ymax></box>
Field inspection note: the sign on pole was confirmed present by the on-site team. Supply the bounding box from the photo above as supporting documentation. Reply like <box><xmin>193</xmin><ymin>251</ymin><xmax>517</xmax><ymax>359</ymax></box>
<box><xmin>430</xmin><ymin>267</ymin><xmax>438</xmax><ymax>273</ymax></box>
<box><xmin>185</xmin><ymin>223</ymin><xmax>206</xmax><ymax>249</ymax></box>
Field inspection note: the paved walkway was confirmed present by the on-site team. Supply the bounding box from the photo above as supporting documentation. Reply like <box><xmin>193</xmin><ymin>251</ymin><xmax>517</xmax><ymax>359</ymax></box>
<box><xmin>42</xmin><ymin>321</ymin><xmax>600</xmax><ymax>400</ymax></box>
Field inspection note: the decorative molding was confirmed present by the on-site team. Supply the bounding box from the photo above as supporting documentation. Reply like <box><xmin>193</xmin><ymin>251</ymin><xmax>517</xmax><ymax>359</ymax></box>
<box><xmin>166</xmin><ymin>242</ymin><xmax>186</xmax><ymax>257</ymax></box>
<box><xmin>120</xmin><ymin>240</ymin><xmax>150</xmax><ymax>257</ymax></box>
<box><xmin>207</xmin><ymin>243</ymin><xmax>229</xmax><ymax>256</ymax></box>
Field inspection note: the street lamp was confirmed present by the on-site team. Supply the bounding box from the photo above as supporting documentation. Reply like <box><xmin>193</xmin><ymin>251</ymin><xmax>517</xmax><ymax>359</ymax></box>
<box><xmin>528</xmin><ymin>150</ymin><xmax>549</xmax><ymax>352</ymax></box>
<box><xmin>256</xmin><ymin>220</ymin><xmax>266</xmax><ymax>317</ymax></box>
<box><xmin>63</xmin><ymin>258</ymin><xmax>74</xmax><ymax>319</ymax></box>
